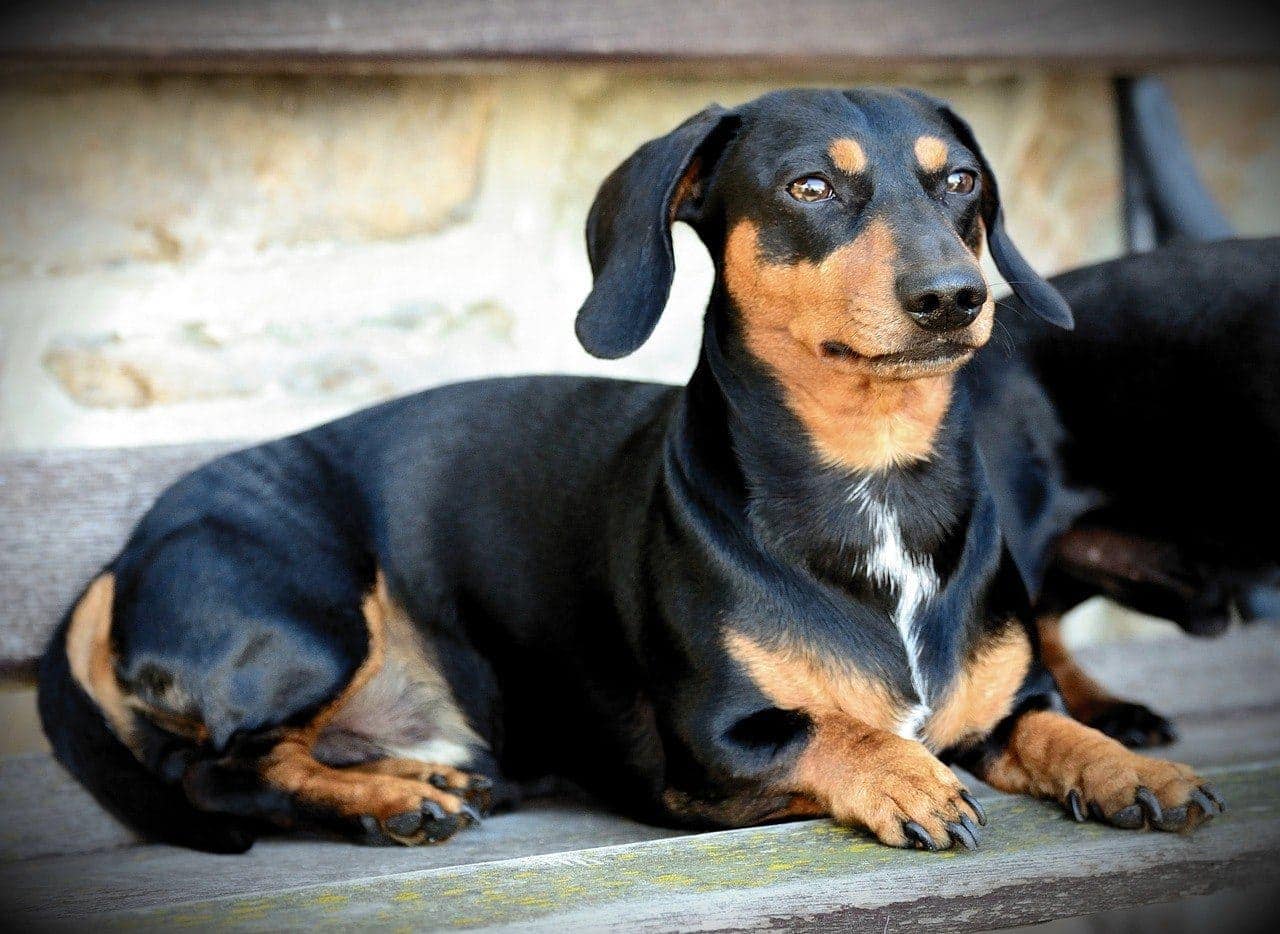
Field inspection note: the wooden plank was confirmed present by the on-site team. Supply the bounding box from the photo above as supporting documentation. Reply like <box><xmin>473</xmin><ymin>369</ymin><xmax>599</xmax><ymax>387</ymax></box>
<box><xmin>20</xmin><ymin>760</ymin><xmax>1273</xmax><ymax>931</ymax></box>
<box><xmin>0</xmin><ymin>442</ymin><xmax>237</xmax><ymax>674</ymax></box>
<box><xmin>1</xmin><ymin>0</ymin><xmax>1277</xmax><ymax>72</ymax></box>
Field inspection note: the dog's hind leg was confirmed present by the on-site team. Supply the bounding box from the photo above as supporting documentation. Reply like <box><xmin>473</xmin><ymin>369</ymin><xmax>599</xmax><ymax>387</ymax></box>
<box><xmin>1038</xmin><ymin>614</ymin><xmax>1176</xmax><ymax>748</ymax></box>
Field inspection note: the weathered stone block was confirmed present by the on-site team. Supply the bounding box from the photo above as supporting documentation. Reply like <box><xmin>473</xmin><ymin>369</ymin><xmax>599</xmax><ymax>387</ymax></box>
<box><xmin>0</xmin><ymin>75</ymin><xmax>494</xmax><ymax>275</ymax></box>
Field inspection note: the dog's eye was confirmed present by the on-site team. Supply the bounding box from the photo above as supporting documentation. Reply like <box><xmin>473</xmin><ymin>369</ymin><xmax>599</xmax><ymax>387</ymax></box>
<box><xmin>787</xmin><ymin>176</ymin><xmax>833</xmax><ymax>203</ymax></box>
<box><xmin>945</xmin><ymin>170</ymin><xmax>977</xmax><ymax>195</ymax></box>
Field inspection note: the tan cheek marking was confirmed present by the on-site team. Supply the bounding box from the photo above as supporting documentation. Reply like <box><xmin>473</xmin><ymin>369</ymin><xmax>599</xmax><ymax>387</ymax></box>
<box><xmin>828</xmin><ymin>138</ymin><xmax>866</xmax><ymax>175</ymax></box>
<box><xmin>921</xmin><ymin>625</ymin><xmax>1031</xmax><ymax>751</ymax></box>
<box><xmin>725</xmin><ymin>629</ymin><xmax>902</xmax><ymax>731</ymax></box>
<box><xmin>723</xmin><ymin>219</ymin><xmax>955</xmax><ymax>471</ymax></box>
<box><xmin>914</xmin><ymin>135</ymin><xmax>950</xmax><ymax>173</ymax></box>
<box><xmin>65</xmin><ymin>574</ymin><xmax>140</xmax><ymax>750</ymax></box>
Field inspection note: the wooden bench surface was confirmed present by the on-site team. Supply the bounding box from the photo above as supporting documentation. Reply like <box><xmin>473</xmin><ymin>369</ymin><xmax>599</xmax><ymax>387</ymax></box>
<box><xmin>3</xmin><ymin>624</ymin><xmax>1277</xmax><ymax>929</ymax></box>
<box><xmin>2</xmin><ymin>0</ymin><xmax>1278</xmax><ymax>71</ymax></box>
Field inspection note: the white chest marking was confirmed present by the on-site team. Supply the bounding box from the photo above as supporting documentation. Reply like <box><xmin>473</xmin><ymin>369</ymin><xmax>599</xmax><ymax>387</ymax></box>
<box><xmin>849</xmin><ymin>478</ymin><xmax>939</xmax><ymax>740</ymax></box>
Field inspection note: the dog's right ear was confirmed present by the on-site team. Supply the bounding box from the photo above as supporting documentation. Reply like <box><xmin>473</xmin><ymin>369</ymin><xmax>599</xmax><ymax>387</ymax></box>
<box><xmin>575</xmin><ymin>105</ymin><xmax>739</xmax><ymax>359</ymax></box>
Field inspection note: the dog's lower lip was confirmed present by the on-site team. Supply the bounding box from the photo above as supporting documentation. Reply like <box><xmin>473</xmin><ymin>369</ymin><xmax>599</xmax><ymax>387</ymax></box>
<box><xmin>871</xmin><ymin>343</ymin><xmax>975</xmax><ymax>366</ymax></box>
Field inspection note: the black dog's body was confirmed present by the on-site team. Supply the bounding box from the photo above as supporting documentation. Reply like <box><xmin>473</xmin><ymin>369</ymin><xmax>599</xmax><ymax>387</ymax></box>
<box><xmin>40</xmin><ymin>88</ymin><xmax>1223</xmax><ymax>854</ymax></box>
<box><xmin>1003</xmin><ymin>237</ymin><xmax>1280</xmax><ymax>632</ymax></box>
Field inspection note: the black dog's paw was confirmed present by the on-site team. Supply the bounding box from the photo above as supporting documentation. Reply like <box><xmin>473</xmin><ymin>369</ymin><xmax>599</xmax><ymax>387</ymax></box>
<box><xmin>1087</xmin><ymin>701</ymin><xmax>1178</xmax><ymax>749</ymax></box>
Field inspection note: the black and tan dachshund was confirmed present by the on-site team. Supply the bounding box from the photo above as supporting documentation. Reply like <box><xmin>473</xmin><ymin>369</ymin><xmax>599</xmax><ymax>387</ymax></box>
<box><xmin>985</xmin><ymin>237</ymin><xmax>1280</xmax><ymax>747</ymax></box>
<box><xmin>39</xmin><ymin>88</ymin><xmax>1224</xmax><ymax>854</ymax></box>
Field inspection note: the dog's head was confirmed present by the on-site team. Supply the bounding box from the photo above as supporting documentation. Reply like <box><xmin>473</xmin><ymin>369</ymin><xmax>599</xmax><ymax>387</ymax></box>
<box><xmin>576</xmin><ymin>87</ymin><xmax>1071</xmax><ymax>371</ymax></box>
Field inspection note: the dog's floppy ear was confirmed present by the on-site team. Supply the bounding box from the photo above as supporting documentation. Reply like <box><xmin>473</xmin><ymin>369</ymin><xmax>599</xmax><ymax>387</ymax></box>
<box><xmin>903</xmin><ymin>90</ymin><xmax>1074</xmax><ymax>330</ymax></box>
<box><xmin>576</xmin><ymin>105</ymin><xmax>739</xmax><ymax>359</ymax></box>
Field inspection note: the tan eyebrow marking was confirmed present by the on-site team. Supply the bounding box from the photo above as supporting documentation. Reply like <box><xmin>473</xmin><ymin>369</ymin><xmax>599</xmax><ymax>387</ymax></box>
<box><xmin>828</xmin><ymin>138</ymin><xmax>867</xmax><ymax>175</ymax></box>
<box><xmin>914</xmin><ymin>135</ymin><xmax>949</xmax><ymax>172</ymax></box>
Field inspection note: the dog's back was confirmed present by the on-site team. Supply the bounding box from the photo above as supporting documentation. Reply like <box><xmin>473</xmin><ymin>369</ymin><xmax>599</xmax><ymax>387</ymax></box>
<box><xmin>1000</xmin><ymin>237</ymin><xmax>1280</xmax><ymax>624</ymax></box>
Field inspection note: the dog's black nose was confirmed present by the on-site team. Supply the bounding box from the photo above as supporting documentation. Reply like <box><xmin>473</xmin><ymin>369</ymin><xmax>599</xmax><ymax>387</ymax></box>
<box><xmin>896</xmin><ymin>267</ymin><xmax>988</xmax><ymax>332</ymax></box>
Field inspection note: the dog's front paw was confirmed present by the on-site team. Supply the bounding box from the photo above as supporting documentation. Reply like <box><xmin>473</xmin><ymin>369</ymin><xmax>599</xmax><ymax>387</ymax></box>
<box><xmin>1060</xmin><ymin>754</ymin><xmax>1224</xmax><ymax>832</ymax></box>
<box><xmin>1086</xmin><ymin>700</ymin><xmax>1177</xmax><ymax>749</ymax></box>
<box><xmin>827</xmin><ymin>734</ymin><xmax>985</xmax><ymax>851</ymax></box>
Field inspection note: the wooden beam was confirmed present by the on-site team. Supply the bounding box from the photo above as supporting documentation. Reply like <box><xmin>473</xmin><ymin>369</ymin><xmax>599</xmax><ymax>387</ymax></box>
<box><xmin>26</xmin><ymin>760</ymin><xmax>1280</xmax><ymax>930</ymax></box>
<box><xmin>0</xmin><ymin>442</ymin><xmax>237</xmax><ymax>676</ymax></box>
<box><xmin>1</xmin><ymin>1</ymin><xmax>1277</xmax><ymax>73</ymax></box>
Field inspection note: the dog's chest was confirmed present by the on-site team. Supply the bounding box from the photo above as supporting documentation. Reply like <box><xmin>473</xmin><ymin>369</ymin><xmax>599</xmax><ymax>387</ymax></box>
<box><xmin>845</xmin><ymin>477</ymin><xmax>942</xmax><ymax>739</ymax></box>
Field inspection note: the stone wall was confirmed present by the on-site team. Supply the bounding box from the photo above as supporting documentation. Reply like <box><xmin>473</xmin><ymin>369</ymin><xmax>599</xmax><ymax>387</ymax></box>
<box><xmin>2</xmin><ymin>66</ymin><xmax>1278</xmax><ymax>450</ymax></box>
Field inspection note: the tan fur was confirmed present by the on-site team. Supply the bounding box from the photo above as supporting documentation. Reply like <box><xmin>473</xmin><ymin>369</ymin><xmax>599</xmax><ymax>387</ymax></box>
<box><xmin>725</xmin><ymin>218</ymin><xmax>963</xmax><ymax>470</ymax></box>
<box><xmin>321</xmin><ymin>573</ymin><xmax>483</xmax><ymax>765</ymax></box>
<box><xmin>828</xmin><ymin>138</ymin><xmax>867</xmax><ymax>175</ymax></box>
<box><xmin>921</xmin><ymin>625</ymin><xmax>1032</xmax><ymax>751</ymax></box>
<box><xmin>1036</xmin><ymin>614</ymin><xmax>1120</xmax><ymax>722</ymax></box>
<box><xmin>725</xmin><ymin>629</ymin><xmax>903</xmax><ymax>731</ymax></box>
<box><xmin>790</xmin><ymin>715</ymin><xmax>979</xmax><ymax>846</ymax></box>
<box><xmin>914</xmin><ymin>135</ymin><xmax>949</xmax><ymax>172</ymax></box>
<box><xmin>982</xmin><ymin>709</ymin><xmax>1211</xmax><ymax>827</ymax></box>
<box><xmin>65</xmin><ymin>574</ymin><xmax>138</xmax><ymax>750</ymax></box>
<box><xmin>668</xmin><ymin>155</ymin><xmax>703</xmax><ymax>223</ymax></box>
<box><xmin>256</xmin><ymin>572</ymin><xmax>485</xmax><ymax>843</ymax></box>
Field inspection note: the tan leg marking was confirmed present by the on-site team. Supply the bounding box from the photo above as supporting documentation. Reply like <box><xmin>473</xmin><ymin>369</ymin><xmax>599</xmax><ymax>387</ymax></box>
<box><xmin>1037</xmin><ymin>615</ymin><xmax>1120</xmax><ymax>722</ymax></box>
<box><xmin>726</xmin><ymin>631</ymin><xmax>981</xmax><ymax>848</ymax></box>
<box><xmin>256</xmin><ymin>573</ymin><xmax>481</xmax><ymax>844</ymax></box>
<box><xmin>791</xmin><ymin>716</ymin><xmax>983</xmax><ymax>849</ymax></box>
<box><xmin>921</xmin><ymin>625</ymin><xmax>1031</xmax><ymax>751</ymax></box>
<box><xmin>65</xmin><ymin>574</ymin><xmax>142</xmax><ymax>753</ymax></box>
<box><xmin>982</xmin><ymin>710</ymin><xmax>1222</xmax><ymax>831</ymax></box>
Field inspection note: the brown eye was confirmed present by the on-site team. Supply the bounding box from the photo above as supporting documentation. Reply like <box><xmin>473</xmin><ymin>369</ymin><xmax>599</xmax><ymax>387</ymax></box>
<box><xmin>945</xmin><ymin>170</ymin><xmax>977</xmax><ymax>195</ymax></box>
<box><xmin>787</xmin><ymin>176</ymin><xmax>833</xmax><ymax>203</ymax></box>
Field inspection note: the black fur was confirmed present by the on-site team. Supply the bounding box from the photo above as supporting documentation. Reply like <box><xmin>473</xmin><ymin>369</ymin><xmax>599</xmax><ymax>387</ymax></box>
<box><xmin>994</xmin><ymin>237</ymin><xmax>1280</xmax><ymax>633</ymax></box>
<box><xmin>40</xmin><ymin>87</ymin><xmax>1079</xmax><ymax>851</ymax></box>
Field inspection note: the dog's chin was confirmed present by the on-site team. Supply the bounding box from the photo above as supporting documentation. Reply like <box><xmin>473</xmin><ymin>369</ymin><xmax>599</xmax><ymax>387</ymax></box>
<box><xmin>820</xmin><ymin>339</ymin><xmax>979</xmax><ymax>380</ymax></box>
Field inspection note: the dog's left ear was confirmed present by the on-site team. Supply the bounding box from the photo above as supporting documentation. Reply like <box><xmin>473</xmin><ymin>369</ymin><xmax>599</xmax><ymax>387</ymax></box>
<box><xmin>576</xmin><ymin>105</ymin><xmax>740</xmax><ymax>359</ymax></box>
<box><xmin>903</xmin><ymin>90</ymin><xmax>1074</xmax><ymax>330</ymax></box>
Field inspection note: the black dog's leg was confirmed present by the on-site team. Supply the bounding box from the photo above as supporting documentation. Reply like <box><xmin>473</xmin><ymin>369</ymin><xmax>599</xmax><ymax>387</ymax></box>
<box><xmin>1037</xmin><ymin>614</ymin><xmax>1176</xmax><ymax>748</ymax></box>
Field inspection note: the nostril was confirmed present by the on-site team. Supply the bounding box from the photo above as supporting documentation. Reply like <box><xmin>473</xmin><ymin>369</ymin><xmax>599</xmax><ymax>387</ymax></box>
<box><xmin>916</xmin><ymin>293</ymin><xmax>941</xmax><ymax>314</ymax></box>
<box><xmin>956</xmin><ymin>287</ymin><xmax>986</xmax><ymax>312</ymax></box>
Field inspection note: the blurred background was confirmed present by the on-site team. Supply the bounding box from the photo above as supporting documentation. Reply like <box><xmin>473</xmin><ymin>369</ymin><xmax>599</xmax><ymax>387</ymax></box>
<box><xmin>2</xmin><ymin>67</ymin><xmax>1278</xmax><ymax>450</ymax></box>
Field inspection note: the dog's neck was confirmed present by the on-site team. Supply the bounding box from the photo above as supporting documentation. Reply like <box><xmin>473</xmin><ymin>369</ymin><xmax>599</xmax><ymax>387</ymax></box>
<box><xmin>680</xmin><ymin>301</ymin><xmax>975</xmax><ymax>583</ymax></box>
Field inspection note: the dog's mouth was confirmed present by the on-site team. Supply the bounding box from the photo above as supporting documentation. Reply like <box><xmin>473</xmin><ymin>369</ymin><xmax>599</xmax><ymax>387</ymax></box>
<box><xmin>819</xmin><ymin>339</ymin><xmax>977</xmax><ymax>376</ymax></box>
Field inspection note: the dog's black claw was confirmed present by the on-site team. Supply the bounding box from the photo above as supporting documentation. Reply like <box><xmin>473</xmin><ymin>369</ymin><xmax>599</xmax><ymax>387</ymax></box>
<box><xmin>1109</xmin><ymin>803</ymin><xmax>1145</xmax><ymax>829</ymax></box>
<box><xmin>1135</xmin><ymin>787</ymin><xmax>1163</xmax><ymax>824</ymax></box>
<box><xmin>1200</xmin><ymin>783</ymin><xmax>1226</xmax><ymax>812</ymax></box>
<box><xmin>1066</xmin><ymin>790</ymin><xmax>1087</xmax><ymax>823</ymax></box>
<box><xmin>946</xmin><ymin>820</ymin><xmax>979</xmax><ymax>851</ymax></box>
<box><xmin>1154</xmin><ymin>804</ymin><xmax>1188</xmax><ymax>831</ymax></box>
<box><xmin>1188</xmin><ymin>787</ymin><xmax>1223</xmax><ymax>818</ymax></box>
<box><xmin>959</xmin><ymin>811</ymin><xmax>981</xmax><ymax>843</ymax></box>
<box><xmin>385</xmin><ymin>809</ymin><xmax>425</xmax><ymax>837</ymax></box>
<box><xmin>459</xmin><ymin>803</ymin><xmax>484</xmax><ymax>826</ymax></box>
<box><xmin>903</xmin><ymin>820</ymin><xmax>939</xmax><ymax>851</ymax></box>
<box><xmin>1089</xmin><ymin>801</ymin><xmax>1107</xmax><ymax>822</ymax></box>
<box><xmin>421</xmin><ymin>799</ymin><xmax>448</xmax><ymax>822</ymax></box>
<box><xmin>469</xmin><ymin>775</ymin><xmax>494</xmax><ymax>792</ymax></box>
<box><xmin>960</xmin><ymin>790</ymin><xmax>986</xmax><ymax>826</ymax></box>
<box><xmin>428</xmin><ymin>773</ymin><xmax>451</xmax><ymax>790</ymax></box>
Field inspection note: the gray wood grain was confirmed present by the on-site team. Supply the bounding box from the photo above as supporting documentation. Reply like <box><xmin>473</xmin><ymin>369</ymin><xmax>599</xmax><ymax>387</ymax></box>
<box><xmin>0</xmin><ymin>442</ymin><xmax>237</xmax><ymax>673</ymax></box>
<box><xmin>1</xmin><ymin>0</ymin><xmax>1277</xmax><ymax>71</ymax></box>
<box><xmin>17</xmin><ymin>761</ymin><xmax>1274</xmax><ymax>930</ymax></box>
